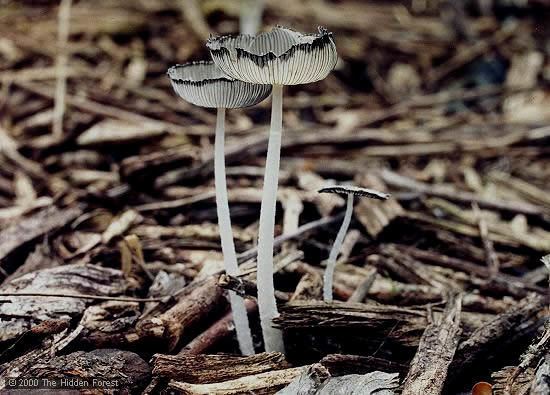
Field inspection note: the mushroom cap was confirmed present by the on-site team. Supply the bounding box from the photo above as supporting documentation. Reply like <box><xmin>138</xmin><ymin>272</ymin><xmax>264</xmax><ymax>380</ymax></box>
<box><xmin>318</xmin><ymin>185</ymin><xmax>390</xmax><ymax>200</ymax></box>
<box><xmin>207</xmin><ymin>26</ymin><xmax>338</xmax><ymax>86</ymax></box>
<box><xmin>167</xmin><ymin>61</ymin><xmax>272</xmax><ymax>108</ymax></box>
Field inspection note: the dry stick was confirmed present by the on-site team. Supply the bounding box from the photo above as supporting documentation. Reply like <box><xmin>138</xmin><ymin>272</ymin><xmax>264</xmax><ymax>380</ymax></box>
<box><xmin>320</xmin><ymin>354</ymin><xmax>409</xmax><ymax>376</ymax></box>
<box><xmin>347</xmin><ymin>267</ymin><xmax>377</xmax><ymax>303</ymax></box>
<box><xmin>0</xmin><ymin>205</ymin><xmax>81</xmax><ymax>264</ymax></box>
<box><xmin>168</xmin><ymin>366</ymin><xmax>307</xmax><ymax>394</ymax></box>
<box><xmin>137</xmin><ymin>277</ymin><xmax>224</xmax><ymax>351</ymax></box>
<box><xmin>52</xmin><ymin>0</ymin><xmax>72</xmax><ymax>138</ymax></box>
<box><xmin>401</xmin><ymin>293</ymin><xmax>462</xmax><ymax>395</ymax></box>
<box><xmin>379</xmin><ymin>169</ymin><xmax>546</xmax><ymax>217</ymax></box>
<box><xmin>180</xmin><ymin>298</ymin><xmax>258</xmax><ymax>355</ymax></box>
<box><xmin>337</xmin><ymin>230</ymin><xmax>361</xmax><ymax>263</ymax></box>
<box><xmin>427</xmin><ymin>21</ymin><xmax>517</xmax><ymax>87</ymax></box>
<box><xmin>153</xmin><ymin>352</ymin><xmax>288</xmax><ymax>384</ymax></box>
<box><xmin>178</xmin><ymin>0</ymin><xmax>209</xmax><ymax>40</ymax></box>
<box><xmin>0</xmin><ymin>291</ymin><xmax>166</xmax><ymax>303</ymax></box>
<box><xmin>530</xmin><ymin>357</ymin><xmax>550</xmax><ymax>394</ymax></box>
<box><xmin>15</xmin><ymin>81</ymin><xmax>191</xmax><ymax>136</ymax></box>
<box><xmin>291</xmin><ymin>271</ymin><xmax>323</xmax><ymax>302</ymax></box>
<box><xmin>392</xmin><ymin>244</ymin><xmax>546</xmax><ymax>295</ymax></box>
<box><xmin>360</xmin><ymin>84</ymin><xmax>530</xmax><ymax>126</ymax></box>
<box><xmin>508</xmin><ymin>320</ymin><xmax>550</xmax><ymax>391</ymax></box>
<box><xmin>449</xmin><ymin>293</ymin><xmax>546</xmax><ymax>379</ymax></box>
<box><xmin>473</xmin><ymin>203</ymin><xmax>500</xmax><ymax>277</ymax></box>
<box><xmin>0</xmin><ymin>127</ymin><xmax>49</xmax><ymax>180</ymax></box>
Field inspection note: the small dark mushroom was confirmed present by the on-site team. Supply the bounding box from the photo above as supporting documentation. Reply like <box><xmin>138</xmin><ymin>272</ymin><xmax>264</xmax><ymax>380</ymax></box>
<box><xmin>318</xmin><ymin>185</ymin><xmax>390</xmax><ymax>302</ymax></box>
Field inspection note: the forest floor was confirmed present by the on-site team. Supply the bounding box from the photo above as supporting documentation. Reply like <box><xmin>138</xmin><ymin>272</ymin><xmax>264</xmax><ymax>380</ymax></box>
<box><xmin>0</xmin><ymin>1</ymin><xmax>549</xmax><ymax>394</ymax></box>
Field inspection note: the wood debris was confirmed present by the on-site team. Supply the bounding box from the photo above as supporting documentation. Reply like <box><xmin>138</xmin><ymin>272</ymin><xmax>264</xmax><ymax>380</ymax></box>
<box><xmin>0</xmin><ymin>0</ymin><xmax>548</xmax><ymax>392</ymax></box>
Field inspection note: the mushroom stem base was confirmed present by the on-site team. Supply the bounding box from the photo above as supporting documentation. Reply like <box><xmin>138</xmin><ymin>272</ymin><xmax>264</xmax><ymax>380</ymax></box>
<box><xmin>257</xmin><ymin>84</ymin><xmax>285</xmax><ymax>353</ymax></box>
<box><xmin>214</xmin><ymin>107</ymin><xmax>255</xmax><ymax>355</ymax></box>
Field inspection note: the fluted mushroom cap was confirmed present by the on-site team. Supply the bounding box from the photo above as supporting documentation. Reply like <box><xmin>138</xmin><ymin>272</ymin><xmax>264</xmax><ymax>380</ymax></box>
<box><xmin>207</xmin><ymin>26</ymin><xmax>338</xmax><ymax>86</ymax></box>
<box><xmin>167</xmin><ymin>61</ymin><xmax>272</xmax><ymax>109</ymax></box>
<box><xmin>318</xmin><ymin>185</ymin><xmax>390</xmax><ymax>200</ymax></box>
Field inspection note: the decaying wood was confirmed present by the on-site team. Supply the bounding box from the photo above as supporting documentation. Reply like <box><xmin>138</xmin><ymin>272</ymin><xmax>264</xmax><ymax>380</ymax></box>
<box><xmin>401</xmin><ymin>293</ymin><xmax>462</xmax><ymax>395</ymax></box>
<box><xmin>278</xmin><ymin>363</ymin><xmax>399</xmax><ymax>394</ymax></box>
<box><xmin>319</xmin><ymin>354</ymin><xmax>408</xmax><ymax>376</ymax></box>
<box><xmin>181</xmin><ymin>298</ymin><xmax>257</xmax><ymax>355</ymax></box>
<box><xmin>450</xmin><ymin>294</ymin><xmax>546</xmax><ymax>377</ymax></box>
<box><xmin>276</xmin><ymin>363</ymin><xmax>331</xmax><ymax>395</ymax></box>
<box><xmin>0</xmin><ymin>319</ymin><xmax>69</xmax><ymax>364</ymax></box>
<box><xmin>275</xmin><ymin>300</ymin><xmax>486</xmax><ymax>349</ymax></box>
<box><xmin>354</xmin><ymin>174</ymin><xmax>402</xmax><ymax>237</ymax></box>
<box><xmin>379</xmin><ymin>169</ymin><xmax>548</xmax><ymax>218</ymax></box>
<box><xmin>347</xmin><ymin>266</ymin><xmax>377</xmax><ymax>303</ymax></box>
<box><xmin>389</xmin><ymin>244</ymin><xmax>545</xmax><ymax>297</ymax></box>
<box><xmin>168</xmin><ymin>366</ymin><xmax>307</xmax><ymax>395</ymax></box>
<box><xmin>2</xmin><ymin>242</ymin><xmax>58</xmax><ymax>284</ymax></box>
<box><xmin>152</xmin><ymin>352</ymin><xmax>289</xmax><ymax>383</ymax></box>
<box><xmin>0</xmin><ymin>264</ymin><xmax>131</xmax><ymax>343</ymax></box>
<box><xmin>518</xmin><ymin>321</ymin><xmax>550</xmax><ymax>376</ymax></box>
<box><xmin>492</xmin><ymin>366</ymin><xmax>535</xmax><ymax>395</ymax></box>
<box><xmin>491</xmin><ymin>322</ymin><xmax>550</xmax><ymax>394</ymax></box>
<box><xmin>530</xmin><ymin>354</ymin><xmax>550</xmax><ymax>395</ymax></box>
<box><xmin>136</xmin><ymin>277</ymin><xmax>224</xmax><ymax>351</ymax></box>
<box><xmin>2</xmin><ymin>1</ymin><xmax>550</xmax><ymax>392</ymax></box>
<box><xmin>316</xmin><ymin>371</ymin><xmax>399</xmax><ymax>395</ymax></box>
<box><xmin>291</xmin><ymin>271</ymin><xmax>323</xmax><ymax>301</ymax></box>
<box><xmin>0</xmin><ymin>326</ymin><xmax>82</xmax><ymax>388</ymax></box>
<box><xmin>77</xmin><ymin>301</ymin><xmax>141</xmax><ymax>348</ymax></box>
<box><xmin>21</xmin><ymin>349</ymin><xmax>150</xmax><ymax>393</ymax></box>
<box><xmin>0</xmin><ymin>205</ymin><xmax>81</xmax><ymax>266</ymax></box>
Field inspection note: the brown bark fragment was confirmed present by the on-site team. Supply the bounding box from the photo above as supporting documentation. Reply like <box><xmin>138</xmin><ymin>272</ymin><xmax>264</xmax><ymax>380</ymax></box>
<box><xmin>180</xmin><ymin>298</ymin><xmax>258</xmax><ymax>355</ymax></box>
<box><xmin>320</xmin><ymin>354</ymin><xmax>408</xmax><ymax>376</ymax></box>
<box><xmin>451</xmin><ymin>294</ymin><xmax>546</xmax><ymax>376</ymax></box>
<box><xmin>168</xmin><ymin>366</ymin><xmax>307</xmax><ymax>395</ymax></box>
<box><xmin>24</xmin><ymin>349</ymin><xmax>150</xmax><ymax>393</ymax></box>
<box><xmin>354</xmin><ymin>174</ymin><xmax>403</xmax><ymax>237</ymax></box>
<box><xmin>401</xmin><ymin>293</ymin><xmax>462</xmax><ymax>395</ymax></box>
<box><xmin>136</xmin><ymin>277</ymin><xmax>224</xmax><ymax>351</ymax></box>
<box><xmin>0</xmin><ymin>205</ymin><xmax>81</xmax><ymax>264</ymax></box>
<box><xmin>152</xmin><ymin>352</ymin><xmax>289</xmax><ymax>384</ymax></box>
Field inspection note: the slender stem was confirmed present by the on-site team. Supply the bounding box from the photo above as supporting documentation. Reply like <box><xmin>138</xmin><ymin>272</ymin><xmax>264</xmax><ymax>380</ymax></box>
<box><xmin>52</xmin><ymin>0</ymin><xmax>72</xmax><ymax>138</ymax></box>
<box><xmin>240</xmin><ymin>0</ymin><xmax>264</xmax><ymax>35</ymax></box>
<box><xmin>324</xmin><ymin>194</ymin><xmax>354</xmax><ymax>302</ymax></box>
<box><xmin>214</xmin><ymin>108</ymin><xmax>255</xmax><ymax>355</ymax></box>
<box><xmin>257</xmin><ymin>84</ymin><xmax>285</xmax><ymax>352</ymax></box>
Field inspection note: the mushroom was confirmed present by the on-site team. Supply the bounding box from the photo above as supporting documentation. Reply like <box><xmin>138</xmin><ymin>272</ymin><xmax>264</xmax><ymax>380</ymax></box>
<box><xmin>167</xmin><ymin>61</ymin><xmax>271</xmax><ymax>355</ymax></box>
<box><xmin>207</xmin><ymin>26</ymin><xmax>337</xmax><ymax>352</ymax></box>
<box><xmin>318</xmin><ymin>185</ymin><xmax>390</xmax><ymax>303</ymax></box>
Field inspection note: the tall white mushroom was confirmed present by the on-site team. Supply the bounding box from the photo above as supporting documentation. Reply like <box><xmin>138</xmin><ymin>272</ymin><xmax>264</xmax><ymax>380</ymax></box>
<box><xmin>207</xmin><ymin>26</ymin><xmax>338</xmax><ymax>352</ymax></box>
<box><xmin>318</xmin><ymin>185</ymin><xmax>390</xmax><ymax>303</ymax></box>
<box><xmin>167</xmin><ymin>61</ymin><xmax>271</xmax><ymax>355</ymax></box>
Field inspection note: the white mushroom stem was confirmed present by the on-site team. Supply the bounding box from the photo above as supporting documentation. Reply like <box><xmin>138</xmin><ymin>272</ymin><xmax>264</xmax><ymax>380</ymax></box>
<box><xmin>323</xmin><ymin>193</ymin><xmax>354</xmax><ymax>302</ymax></box>
<box><xmin>257</xmin><ymin>84</ymin><xmax>285</xmax><ymax>353</ymax></box>
<box><xmin>214</xmin><ymin>108</ymin><xmax>255</xmax><ymax>355</ymax></box>
<box><xmin>240</xmin><ymin>0</ymin><xmax>264</xmax><ymax>35</ymax></box>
